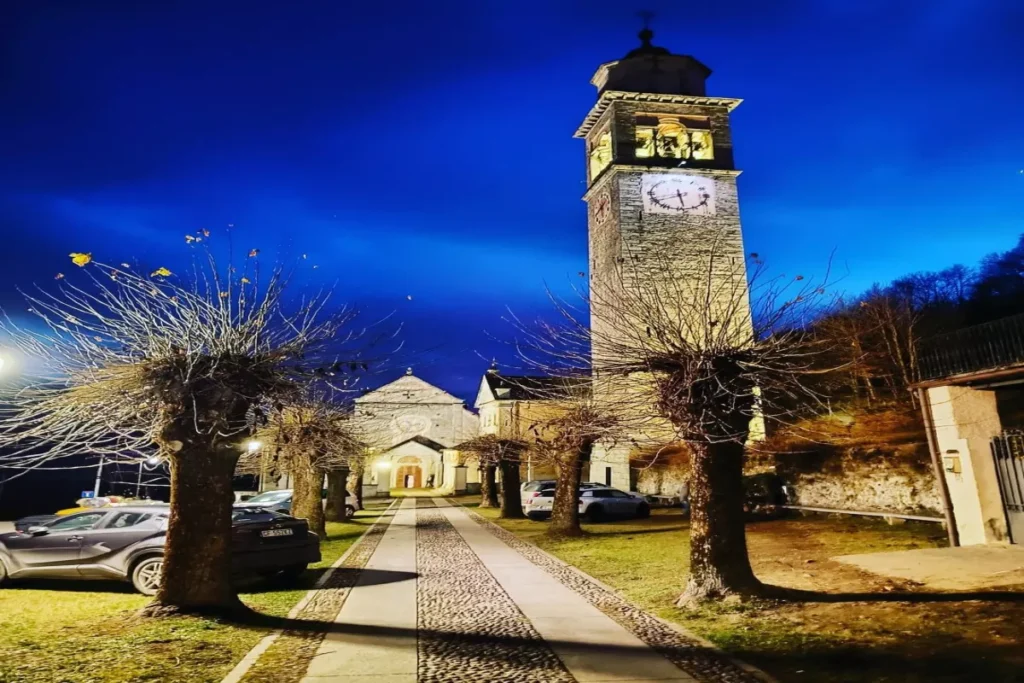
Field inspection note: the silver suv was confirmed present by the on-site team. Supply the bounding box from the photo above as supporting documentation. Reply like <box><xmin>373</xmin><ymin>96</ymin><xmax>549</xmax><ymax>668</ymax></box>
<box><xmin>523</xmin><ymin>485</ymin><xmax>650</xmax><ymax>522</ymax></box>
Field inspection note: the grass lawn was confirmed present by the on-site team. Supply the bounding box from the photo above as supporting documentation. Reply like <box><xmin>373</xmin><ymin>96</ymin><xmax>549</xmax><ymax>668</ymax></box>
<box><xmin>0</xmin><ymin>507</ymin><xmax>384</xmax><ymax>683</ymax></box>
<box><xmin>472</xmin><ymin>503</ymin><xmax>1024</xmax><ymax>683</ymax></box>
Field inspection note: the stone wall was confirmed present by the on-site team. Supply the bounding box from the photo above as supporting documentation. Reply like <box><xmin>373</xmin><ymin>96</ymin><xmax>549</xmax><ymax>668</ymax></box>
<box><xmin>773</xmin><ymin>444</ymin><xmax>942</xmax><ymax>515</ymax></box>
<box><xmin>630</xmin><ymin>439</ymin><xmax>942</xmax><ymax>515</ymax></box>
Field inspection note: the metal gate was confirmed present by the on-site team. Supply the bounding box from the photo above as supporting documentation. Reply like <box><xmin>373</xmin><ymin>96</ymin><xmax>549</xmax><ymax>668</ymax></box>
<box><xmin>991</xmin><ymin>433</ymin><xmax>1024</xmax><ymax>544</ymax></box>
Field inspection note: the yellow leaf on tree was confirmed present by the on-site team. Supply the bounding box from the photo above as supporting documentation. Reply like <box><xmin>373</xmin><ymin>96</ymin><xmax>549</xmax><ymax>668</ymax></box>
<box><xmin>151</xmin><ymin>267</ymin><xmax>173</xmax><ymax>278</ymax></box>
<box><xmin>69</xmin><ymin>253</ymin><xmax>92</xmax><ymax>267</ymax></box>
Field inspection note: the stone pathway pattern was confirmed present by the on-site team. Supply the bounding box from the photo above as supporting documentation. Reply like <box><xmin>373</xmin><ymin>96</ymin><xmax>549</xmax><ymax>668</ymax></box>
<box><xmin>296</xmin><ymin>499</ymin><xmax>766</xmax><ymax>683</ymax></box>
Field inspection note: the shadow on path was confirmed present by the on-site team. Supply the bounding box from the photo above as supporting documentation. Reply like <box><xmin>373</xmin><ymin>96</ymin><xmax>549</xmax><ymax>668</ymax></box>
<box><xmin>760</xmin><ymin>584</ymin><xmax>1024</xmax><ymax>604</ymax></box>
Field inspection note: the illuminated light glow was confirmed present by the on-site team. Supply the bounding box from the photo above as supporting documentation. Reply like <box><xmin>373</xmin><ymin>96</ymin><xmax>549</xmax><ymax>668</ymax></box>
<box><xmin>245</xmin><ymin>440</ymin><xmax>262</xmax><ymax>453</ymax></box>
<box><xmin>588</xmin><ymin>128</ymin><xmax>612</xmax><ymax>180</ymax></box>
<box><xmin>635</xmin><ymin>114</ymin><xmax>714</xmax><ymax>161</ymax></box>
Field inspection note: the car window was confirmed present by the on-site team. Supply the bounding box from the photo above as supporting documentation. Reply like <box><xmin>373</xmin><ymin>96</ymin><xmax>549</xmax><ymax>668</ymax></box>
<box><xmin>588</xmin><ymin>490</ymin><xmax>612</xmax><ymax>498</ymax></box>
<box><xmin>48</xmin><ymin>512</ymin><xmax>107</xmax><ymax>531</ymax></box>
<box><xmin>246</xmin><ymin>491</ymin><xmax>292</xmax><ymax>504</ymax></box>
<box><xmin>609</xmin><ymin>491</ymin><xmax>631</xmax><ymax>498</ymax></box>
<box><xmin>108</xmin><ymin>512</ymin><xmax>149</xmax><ymax>528</ymax></box>
<box><xmin>232</xmin><ymin>508</ymin><xmax>288</xmax><ymax>523</ymax></box>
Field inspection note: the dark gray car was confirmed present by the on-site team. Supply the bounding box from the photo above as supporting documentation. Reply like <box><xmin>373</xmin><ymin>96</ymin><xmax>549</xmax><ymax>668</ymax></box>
<box><xmin>0</xmin><ymin>505</ymin><xmax>320</xmax><ymax>595</ymax></box>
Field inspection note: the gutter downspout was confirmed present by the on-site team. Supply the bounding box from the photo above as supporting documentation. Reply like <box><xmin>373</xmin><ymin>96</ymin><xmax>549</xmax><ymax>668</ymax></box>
<box><xmin>917</xmin><ymin>386</ymin><xmax>960</xmax><ymax>547</ymax></box>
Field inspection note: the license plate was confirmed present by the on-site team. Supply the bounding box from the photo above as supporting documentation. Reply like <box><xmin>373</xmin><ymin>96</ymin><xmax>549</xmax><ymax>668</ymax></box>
<box><xmin>261</xmin><ymin>528</ymin><xmax>293</xmax><ymax>538</ymax></box>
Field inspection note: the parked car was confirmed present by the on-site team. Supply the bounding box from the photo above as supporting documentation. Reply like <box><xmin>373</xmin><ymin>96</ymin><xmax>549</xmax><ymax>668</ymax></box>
<box><xmin>521</xmin><ymin>480</ymin><xmax>604</xmax><ymax>493</ymax></box>
<box><xmin>0</xmin><ymin>505</ymin><xmax>320</xmax><ymax>595</ymax></box>
<box><xmin>15</xmin><ymin>498</ymin><xmax>163</xmax><ymax>533</ymax></box>
<box><xmin>236</xmin><ymin>488</ymin><xmax>360</xmax><ymax>519</ymax></box>
<box><xmin>523</xmin><ymin>485</ymin><xmax>650</xmax><ymax>522</ymax></box>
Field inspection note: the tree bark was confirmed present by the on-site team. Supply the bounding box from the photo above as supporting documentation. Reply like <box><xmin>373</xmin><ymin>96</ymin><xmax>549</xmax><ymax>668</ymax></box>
<box><xmin>498</xmin><ymin>458</ymin><xmax>524</xmax><ymax>519</ymax></box>
<box><xmin>479</xmin><ymin>464</ymin><xmax>499</xmax><ymax>508</ymax></box>
<box><xmin>352</xmin><ymin>462</ymin><xmax>364</xmax><ymax>508</ymax></box>
<box><xmin>677</xmin><ymin>440</ymin><xmax>760</xmax><ymax>605</ymax></box>
<box><xmin>325</xmin><ymin>467</ymin><xmax>350</xmax><ymax>522</ymax></box>
<box><xmin>548</xmin><ymin>447</ymin><xmax>586</xmax><ymax>537</ymax></box>
<box><xmin>291</xmin><ymin>453</ymin><xmax>326</xmax><ymax>538</ymax></box>
<box><xmin>146</xmin><ymin>444</ymin><xmax>242</xmax><ymax>615</ymax></box>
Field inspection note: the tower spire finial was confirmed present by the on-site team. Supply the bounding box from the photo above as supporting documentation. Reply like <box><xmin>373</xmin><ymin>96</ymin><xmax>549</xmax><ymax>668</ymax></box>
<box><xmin>637</xmin><ymin>10</ymin><xmax>655</xmax><ymax>46</ymax></box>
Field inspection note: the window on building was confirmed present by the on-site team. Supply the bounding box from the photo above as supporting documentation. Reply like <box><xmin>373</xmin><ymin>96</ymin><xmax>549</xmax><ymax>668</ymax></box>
<box><xmin>588</xmin><ymin>128</ymin><xmax>612</xmax><ymax>179</ymax></box>
<box><xmin>634</xmin><ymin>115</ymin><xmax>713</xmax><ymax>161</ymax></box>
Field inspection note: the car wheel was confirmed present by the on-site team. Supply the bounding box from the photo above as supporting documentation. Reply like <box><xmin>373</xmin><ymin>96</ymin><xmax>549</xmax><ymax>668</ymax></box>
<box><xmin>585</xmin><ymin>505</ymin><xmax>604</xmax><ymax>523</ymax></box>
<box><xmin>0</xmin><ymin>558</ymin><xmax>8</xmax><ymax>586</ymax></box>
<box><xmin>278</xmin><ymin>564</ymin><xmax>308</xmax><ymax>580</ymax></box>
<box><xmin>636</xmin><ymin>503</ymin><xmax>651</xmax><ymax>519</ymax></box>
<box><xmin>345</xmin><ymin>505</ymin><xmax>356</xmax><ymax>519</ymax></box>
<box><xmin>131</xmin><ymin>556</ymin><xmax>163</xmax><ymax>596</ymax></box>
<box><xmin>525</xmin><ymin>512</ymin><xmax>546</xmax><ymax>521</ymax></box>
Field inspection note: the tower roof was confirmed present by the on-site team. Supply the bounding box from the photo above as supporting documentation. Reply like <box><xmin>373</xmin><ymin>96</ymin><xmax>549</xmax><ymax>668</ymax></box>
<box><xmin>590</xmin><ymin>29</ymin><xmax>712</xmax><ymax>98</ymax></box>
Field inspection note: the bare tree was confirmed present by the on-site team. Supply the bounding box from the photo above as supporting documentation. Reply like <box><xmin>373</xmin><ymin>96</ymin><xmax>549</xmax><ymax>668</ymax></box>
<box><xmin>514</xmin><ymin>247</ymin><xmax>835</xmax><ymax>603</ymax></box>
<box><xmin>456</xmin><ymin>434</ymin><xmax>528</xmax><ymax>518</ymax></box>
<box><xmin>0</xmin><ymin>245</ymin><xmax>369</xmax><ymax>615</ymax></box>
<box><xmin>526</xmin><ymin>398</ymin><xmax>623</xmax><ymax>536</ymax></box>
<box><xmin>239</xmin><ymin>391</ymin><xmax>368</xmax><ymax>537</ymax></box>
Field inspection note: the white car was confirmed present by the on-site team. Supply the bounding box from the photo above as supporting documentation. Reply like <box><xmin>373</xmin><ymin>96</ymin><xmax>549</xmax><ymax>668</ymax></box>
<box><xmin>523</xmin><ymin>485</ymin><xmax>650</xmax><ymax>522</ymax></box>
<box><xmin>238</xmin><ymin>489</ymin><xmax>361</xmax><ymax>519</ymax></box>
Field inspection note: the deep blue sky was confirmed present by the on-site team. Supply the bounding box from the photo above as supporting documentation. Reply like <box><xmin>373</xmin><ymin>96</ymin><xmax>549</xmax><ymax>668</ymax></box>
<box><xmin>2</xmin><ymin>0</ymin><xmax>1022</xmax><ymax>403</ymax></box>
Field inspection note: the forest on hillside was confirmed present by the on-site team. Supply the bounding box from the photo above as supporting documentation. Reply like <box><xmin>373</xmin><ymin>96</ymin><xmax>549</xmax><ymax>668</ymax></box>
<box><xmin>808</xmin><ymin>233</ymin><xmax>1024</xmax><ymax>409</ymax></box>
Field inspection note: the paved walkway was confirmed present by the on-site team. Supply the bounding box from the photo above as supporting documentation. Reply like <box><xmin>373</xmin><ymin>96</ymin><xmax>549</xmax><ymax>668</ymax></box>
<box><xmin>299</xmin><ymin>499</ymin><xmax>764</xmax><ymax>683</ymax></box>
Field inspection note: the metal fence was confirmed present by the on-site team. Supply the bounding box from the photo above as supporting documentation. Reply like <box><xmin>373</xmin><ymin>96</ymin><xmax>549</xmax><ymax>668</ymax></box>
<box><xmin>917</xmin><ymin>313</ymin><xmax>1024</xmax><ymax>381</ymax></box>
<box><xmin>990</xmin><ymin>432</ymin><xmax>1024</xmax><ymax>544</ymax></box>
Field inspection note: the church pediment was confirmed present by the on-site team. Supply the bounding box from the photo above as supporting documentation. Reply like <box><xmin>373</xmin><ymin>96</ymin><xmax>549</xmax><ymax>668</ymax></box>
<box><xmin>355</xmin><ymin>374</ymin><xmax>465</xmax><ymax>406</ymax></box>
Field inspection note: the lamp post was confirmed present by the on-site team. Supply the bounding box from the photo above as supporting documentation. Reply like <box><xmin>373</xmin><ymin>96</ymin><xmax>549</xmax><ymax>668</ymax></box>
<box><xmin>93</xmin><ymin>455</ymin><xmax>105</xmax><ymax>498</ymax></box>
<box><xmin>136</xmin><ymin>456</ymin><xmax>163</xmax><ymax>497</ymax></box>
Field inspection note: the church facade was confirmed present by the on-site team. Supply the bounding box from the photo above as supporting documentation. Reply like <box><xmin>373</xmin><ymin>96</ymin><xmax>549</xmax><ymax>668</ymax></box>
<box><xmin>355</xmin><ymin>371</ymin><xmax>479</xmax><ymax>496</ymax></box>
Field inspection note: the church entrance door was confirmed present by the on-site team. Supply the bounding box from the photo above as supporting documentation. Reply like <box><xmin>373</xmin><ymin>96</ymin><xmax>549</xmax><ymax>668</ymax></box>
<box><xmin>395</xmin><ymin>457</ymin><xmax>423</xmax><ymax>489</ymax></box>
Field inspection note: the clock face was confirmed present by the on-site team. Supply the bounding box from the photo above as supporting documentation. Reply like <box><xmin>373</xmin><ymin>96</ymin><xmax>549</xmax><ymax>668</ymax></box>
<box><xmin>641</xmin><ymin>174</ymin><xmax>716</xmax><ymax>215</ymax></box>
<box><xmin>591</xmin><ymin>189</ymin><xmax>612</xmax><ymax>225</ymax></box>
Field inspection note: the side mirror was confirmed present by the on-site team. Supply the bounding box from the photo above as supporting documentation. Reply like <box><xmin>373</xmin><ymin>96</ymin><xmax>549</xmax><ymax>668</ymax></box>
<box><xmin>239</xmin><ymin>495</ymin><xmax>253</xmax><ymax>502</ymax></box>
<box><xmin>27</xmin><ymin>526</ymin><xmax>49</xmax><ymax>536</ymax></box>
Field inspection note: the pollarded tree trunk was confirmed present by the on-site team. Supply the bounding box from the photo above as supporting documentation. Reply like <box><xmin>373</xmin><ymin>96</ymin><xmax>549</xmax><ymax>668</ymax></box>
<box><xmin>147</xmin><ymin>443</ymin><xmax>242</xmax><ymax>615</ymax></box>
<box><xmin>291</xmin><ymin>453</ymin><xmax>326</xmax><ymax>538</ymax></box>
<box><xmin>479</xmin><ymin>464</ymin><xmax>499</xmax><ymax>508</ymax></box>
<box><xmin>352</xmin><ymin>463</ymin><xmax>364</xmax><ymax>508</ymax></box>
<box><xmin>677</xmin><ymin>439</ymin><xmax>760</xmax><ymax>606</ymax></box>
<box><xmin>325</xmin><ymin>467</ymin><xmax>351</xmax><ymax>522</ymax></box>
<box><xmin>498</xmin><ymin>457</ymin><xmax>524</xmax><ymax>519</ymax></box>
<box><xmin>549</xmin><ymin>446</ymin><xmax>588</xmax><ymax>537</ymax></box>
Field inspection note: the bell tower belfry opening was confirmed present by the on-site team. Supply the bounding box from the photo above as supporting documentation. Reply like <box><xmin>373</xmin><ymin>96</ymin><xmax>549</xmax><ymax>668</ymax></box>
<box><xmin>577</xmin><ymin>28</ymin><xmax>752</xmax><ymax>489</ymax></box>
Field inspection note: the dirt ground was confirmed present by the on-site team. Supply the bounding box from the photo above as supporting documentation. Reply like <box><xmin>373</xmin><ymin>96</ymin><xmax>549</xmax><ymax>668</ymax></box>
<box><xmin>478</xmin><ymin>504</ymin><xmax>1024</xmax><ymax>683</ymax></box>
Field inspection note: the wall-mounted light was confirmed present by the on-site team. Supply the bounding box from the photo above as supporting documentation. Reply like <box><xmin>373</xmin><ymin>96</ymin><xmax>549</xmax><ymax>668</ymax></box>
<box><xmin>245</xmin><ymin>440</ymin><xmax>262</xmax><ymax>453</ymax></box>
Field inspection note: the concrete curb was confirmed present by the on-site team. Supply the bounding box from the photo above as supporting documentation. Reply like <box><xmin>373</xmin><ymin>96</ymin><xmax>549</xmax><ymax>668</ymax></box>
<box><xmin>459</xmin><ymin>503</ymin><xmax>779</xmax><ymax>683</ymax></box>
<box><xmin>219</xmin><ymin>499</ymin><xmax>400</xmax><ymax>683</ymax></box>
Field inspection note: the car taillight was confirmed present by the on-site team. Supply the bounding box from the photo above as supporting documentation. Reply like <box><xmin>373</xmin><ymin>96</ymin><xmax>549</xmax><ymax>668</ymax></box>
<box><xmin>530</xmin><ymin>492</ymin><xmax>541</xmax><ymax>499</ymax></box>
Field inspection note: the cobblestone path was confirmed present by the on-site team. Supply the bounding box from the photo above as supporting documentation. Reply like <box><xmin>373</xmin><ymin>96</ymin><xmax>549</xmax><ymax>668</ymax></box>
<box><xmin>297</xmin><ymin>498</ymin><xmax>769</xmax><ymax>683</ymax></box>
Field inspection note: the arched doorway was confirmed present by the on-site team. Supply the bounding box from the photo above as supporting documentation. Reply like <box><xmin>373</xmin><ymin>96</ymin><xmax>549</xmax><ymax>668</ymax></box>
<box><xmin>394</xmin><ymin>456</ymin><xmax>423</xmax><ymax>489</ymax></box>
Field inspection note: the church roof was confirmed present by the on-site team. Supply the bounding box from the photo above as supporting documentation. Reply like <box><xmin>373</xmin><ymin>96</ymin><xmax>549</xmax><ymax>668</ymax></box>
<box><xmin>384</xmin><ymin>434</ymin><xmax>448</xmax><ymax>453</ymax></box>
<box><xmin>481</xmin><ymin>374</ymin><xmax>590</xmax><ymax>401</ymax></box>
<box><xmin>355</xmin><ymin>373</ymin><xmax>466</xmax><ymax>406</ymax></box>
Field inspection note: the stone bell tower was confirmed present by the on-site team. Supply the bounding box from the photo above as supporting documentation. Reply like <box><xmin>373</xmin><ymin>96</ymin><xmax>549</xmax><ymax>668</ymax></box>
<box><xmin>577</xmin><ymin>28</ymin><xmax>751</xmax><ymax>490</ymax></box>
